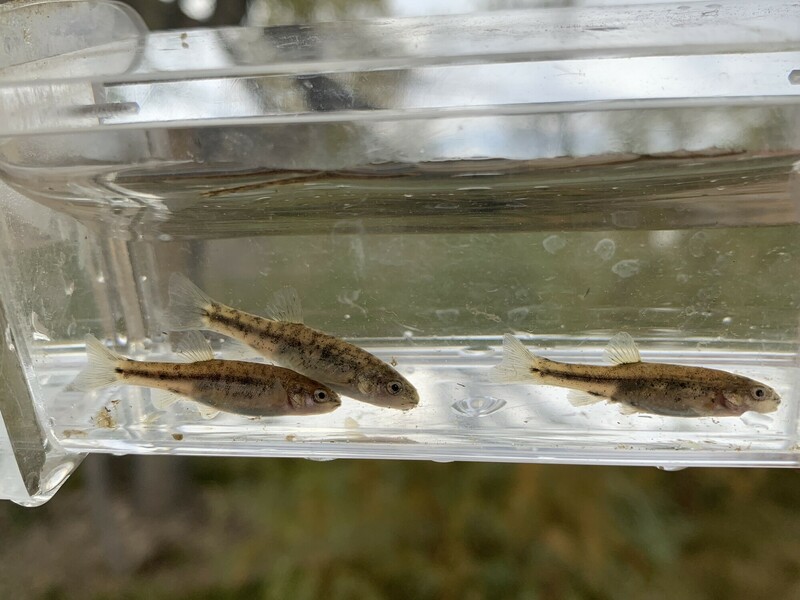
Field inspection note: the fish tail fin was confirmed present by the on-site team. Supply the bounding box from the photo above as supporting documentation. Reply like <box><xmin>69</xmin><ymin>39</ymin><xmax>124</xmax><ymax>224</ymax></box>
<box><xmin>489</xmin><ymin>334</ymin><xmax>543</xmax><ymax>383</ymax></box>
<box><xmin>168</xmin><ymin>273</ymin><xmax>214</xmax><ymax>331</ymax></box>
<box><xmin>71</xmin><ymin>335</ymin><xmax>122</xmax><ymax>391</ymax></box>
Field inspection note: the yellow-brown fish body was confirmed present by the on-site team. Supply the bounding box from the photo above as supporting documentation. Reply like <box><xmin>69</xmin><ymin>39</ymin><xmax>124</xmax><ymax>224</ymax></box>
<box><xmin>168</xmin><ymin>274</ymin><xmax>419</xmax><ymax>410</ymax></box>
<box><xmin>72</xmin><ymin>333</ymin><xmax>341</xmax><ymax>418</ymax></box>
<box><xmin>491</xmin><ymin>333</ymin><xmax>780</xmax><ymax>418</ymax></box>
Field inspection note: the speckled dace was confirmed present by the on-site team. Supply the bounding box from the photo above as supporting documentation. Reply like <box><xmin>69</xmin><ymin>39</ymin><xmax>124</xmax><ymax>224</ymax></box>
<box><xmin>490</xmin><ymin>332</ymin><xmax>780</xmax><ymax>418</ymax></box>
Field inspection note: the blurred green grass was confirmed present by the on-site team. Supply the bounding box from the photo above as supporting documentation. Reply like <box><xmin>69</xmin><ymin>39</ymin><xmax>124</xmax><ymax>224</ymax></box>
<box><xmin>1</xmin><ymin>460</ymin><xmax>799</xmax><ymax>600</ymax></box>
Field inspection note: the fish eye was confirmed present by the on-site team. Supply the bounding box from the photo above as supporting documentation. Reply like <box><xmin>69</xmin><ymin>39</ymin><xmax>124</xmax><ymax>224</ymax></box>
<box><xmin>751</xmin><ymin>387</ymin><xmax>767</xmax><ymax>400</ymax></box>
<box><xmin>313</xmin><ymin>389</ymin><xmax>328</xmax><ymax>402</ymax></box>
<box><xmin>386</xmin><ymin>381</ymin><xmax>403</xmax><ymax>395</ymax></box>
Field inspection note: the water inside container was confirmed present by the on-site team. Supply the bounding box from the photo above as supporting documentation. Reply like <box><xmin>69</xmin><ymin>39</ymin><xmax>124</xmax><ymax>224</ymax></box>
<box><xmin>3</xmin><ymin>128</ymin><xmax>798</xmax><ymax>465</ymax></box>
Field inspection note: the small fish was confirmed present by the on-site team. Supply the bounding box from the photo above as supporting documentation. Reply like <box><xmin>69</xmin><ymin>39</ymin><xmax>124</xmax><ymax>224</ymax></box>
<box><xmin>490</xmin><ymin>332</ymin><xmax>780</xmax><ymax>418</ymax></box>
<box><xmin>71</xmin><ymin>332</ymin><xmax>341</xmax><ymax>418</ymax></box>
<box><xmin>168</xmin><ymin>274</ymin><xmax>419</xmax><ymax>410</ymax></box>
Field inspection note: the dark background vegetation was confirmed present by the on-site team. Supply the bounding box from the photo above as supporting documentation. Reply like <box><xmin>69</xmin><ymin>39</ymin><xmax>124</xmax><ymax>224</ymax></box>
<box><xmin>1</xmin><ymin>457</ymin><xmax>800</xmax><ymax>599</ymax></box>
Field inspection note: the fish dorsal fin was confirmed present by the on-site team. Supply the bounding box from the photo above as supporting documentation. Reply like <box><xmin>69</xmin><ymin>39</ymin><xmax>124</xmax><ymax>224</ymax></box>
<box><xmin>174</xmin><ymin>331</ymin><xmax>214</xmax><ymax>362</ymax></box>
<box><xmin>603</xmin><ymin>332</ymin><xmax>641</xmax><ymax>365</ymax></box>
<box><xmin>265</xmin><ymin>287</ymin><xmax>303</xmax><ymax>324</ymax></box>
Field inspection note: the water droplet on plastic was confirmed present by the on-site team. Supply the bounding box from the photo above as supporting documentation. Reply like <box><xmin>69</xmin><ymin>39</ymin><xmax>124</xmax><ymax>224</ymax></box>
<box><xmin>451</xmin><ymin>396</ymin><xmax>507</xmax><ymax>417</ymax></box>
<box><xmin>722</xmin><ymin>316</ymin><xmax>733</xmax><ymax>325</ymax></box>
<box><xmin>31</xmin><ymin>312</ymin><xmax>52</xmax><ymax>342</ymax></box>
<box><xmin>66</xmin><ymin>318</ymin><xmax>77</xmax><ymax>336</ymax></box>
<box><xmin>657</xmin><ymin>465</ymin><xmax>688</xmax><ymax>472</ymax></box>
<box><xmin>96</xmin><ymin>273</ymin><xmax>106</xmax><ymax>284</ymax></box>
<box><xmin>740</xmin><ymin>412</ymin><xmax>774</xmax><ymax>429</ymax></box>
<box><xmin>611</xmin><ymin>210</ymin><xmax>641</xmax><ymax>228</ymax></box>
<box><xmin>403</xmin><ymin>331</ymin><xmax>414</xmax><ymax>340</ymax></box>
<box><xmin>507</xmin><ymin>306</ymin><xmax>530</xmax><ymax>323</ymax></box>
<box><xmin>64</xmin><ymin>280</ymin><xmax>75</xmax><ymax>296</ymax></box>
<box><xmin>307</xmin><ymin>456</ymin><xmax>336</xmax><ymax>462</ymax></box>
<box><xmin>5</xmin><ymin>326</ymin><xmax>16</xmax><ymax>352</ymax></box>
<box><xmin>116</xmin><ymin>333</ymin><xmax>128</xmax><ymax>345</ymax></box>
<box><xmin>42</xmin><ymin>461</ymin><xmax>76</xmax><ymax>493</ymax></box>
<box><xmin>593</xmin><ymin>238</ymin><xmax>616</xmax><ymax>261</ymax></box>
<box><xmin>158</xmin><ymin>233</ymin><xmax>173</xmax><ymax>242</ymax></box>
<box><xmin>688</xmin><ymin>231</ymin><xmax>708</xmax><ymax>257</ymax></box>
<box><xmin>542</xmin><ymin>235</ymin><xmax>566</xmax><ymax>255</ymax></box>
<box><xmin>612</xmin><ymin>259</ymin><xmax>641</xmax><ymax>279</ymax></box>
<box><xmin>140</xmin><ymin>275</ymin><xmax>148</xmax><ymax>282</ymax></box>
<box><xmin>435</xmin><ymin>308</ymin><xmax>460</xmax><ymax>323</ymax></box>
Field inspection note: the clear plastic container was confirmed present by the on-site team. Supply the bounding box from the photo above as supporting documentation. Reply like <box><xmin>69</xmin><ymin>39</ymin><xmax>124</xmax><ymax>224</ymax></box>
<box><xmin>2</xmin><ymin>0</ymin><xmax>800</xmax><ymax>505</ymax></box>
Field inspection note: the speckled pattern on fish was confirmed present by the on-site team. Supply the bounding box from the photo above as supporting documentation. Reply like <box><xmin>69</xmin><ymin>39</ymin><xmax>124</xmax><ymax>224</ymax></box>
<box><xmin>72</xmin><ymin>333</ymin><xmax>341</xmax><ymax>418</ymax></box>
<box><xmin>168</xmin><ymin>274</ymin><xmax>419</xmax><ymax>410</ymax></box>
<box><xmin>491</xmin><ymin>332</ymin><xmax>780</xmax><ymax>418</ymax></box>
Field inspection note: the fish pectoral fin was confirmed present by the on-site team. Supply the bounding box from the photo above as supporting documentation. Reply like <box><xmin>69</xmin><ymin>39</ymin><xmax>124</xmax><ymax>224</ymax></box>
<box><xmin>567</xmin><ymin>390</ymin><xmax>606</xmax><ymax>407</ymax></box>
<box><xmin>603</xmin><ymin>332</ymin><xmax>641</xmax><ymax>365</ymax></box>
<box><xmin>151</xmin><ymin>388</ymin><xmax>182</xmax><ymax>410</ymax></box>
<box><xmin>355</xmin><ymin>373</ymin><xmax>373</xmax><ymax>395</ymax></box>
<box><xmin>173</xmin><ymin>331</ymin><xmax>215</xmax><ymax>362</ymax></box>
<box><xmin>218</xmin><ymin>337</ymin><xmax>262</xmax><ymax>360</ymax></box>
<box><xmin>197</xmin><ymin>405</ymin><xmax>221</xmax><ymax>420</ymax></box>
<box><xmin>265</xmin><ymin>287</ymin><xmax>303</xmax><ymax>324</ymax></box>
<box><xmin>618</xmin><ymin>403</ymin><xmax>644</xmax><ymax>416</ymax></box>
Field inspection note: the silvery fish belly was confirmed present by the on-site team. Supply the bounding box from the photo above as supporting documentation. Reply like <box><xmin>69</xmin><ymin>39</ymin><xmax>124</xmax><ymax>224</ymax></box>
<box><xmin>71</xmin><ymin>332</ymin><xmax>341</xmax><ymax>418</ymax></box>
<box><xmin>491</xmin><ymin>332</ymin><xmax>780</xmax><ymax>418</ymax></box>
<box><xmin>168</xmin><ymin>274</ymin><xmax>420</xmax><ymax>410</ymax></box>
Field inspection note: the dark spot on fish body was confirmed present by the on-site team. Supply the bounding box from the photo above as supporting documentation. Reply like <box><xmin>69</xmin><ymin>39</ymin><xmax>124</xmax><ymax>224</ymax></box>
<box><xmin>114</xmin><ymin>367</ymin><xmax>123</xmax><ymax>374</ymax></box>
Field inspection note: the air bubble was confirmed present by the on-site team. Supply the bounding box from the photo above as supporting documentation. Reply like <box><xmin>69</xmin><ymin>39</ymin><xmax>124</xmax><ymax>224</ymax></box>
<box><xmin>158</xmin><ymin>233</ymin><xmax>173</xmax><ymax>242</ymax></box>
<box><xmin>64</xmin><ymin>280</ymin><xmax>75</xmax><ymax>296</ymax></box>
<box><xmin>66</xmin><ymin>319</ymin><xmax>77</xmax><ymax>336</ymax></box>
<box><xmin>542</xmin><ymin>235</ymin><xmax>566</xmax><ymax>255</ymax></box>
<box><xmin>656</xmin><ymin>465</ymin><xmax>688</xmax><ymax>472</ymax></box>
<box><xmin>451</xmin><ymin>396</ymin><xmax>507</xmax><ymax>417</ymax></box>
<box><xmin>611</xmin><ymin>259</ymin><xmax>641</xmax><ymax>279</ymax></box>
<box><xmin>593</xmin><ymin>239</ymin><xmax>616</xmax><ymax>261</ymax></box>
<box><xmin>722</xmin><ymin>317</ymin><xmax>733</xmax><ymax>325</ymax></box>
<box><xmin>740</xmin><ymin>412</ymin><xmax>774</xmax><ymax>429</ymax></box>
<box><xmin>403</xmin><ymin>331</ymin><xmax>414</xmax><ymax>340</ymax></box>
<box><xmin>458</xmin><ymin>346</ymin><xmax>496</xmax><ymax>356</ymax></box>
